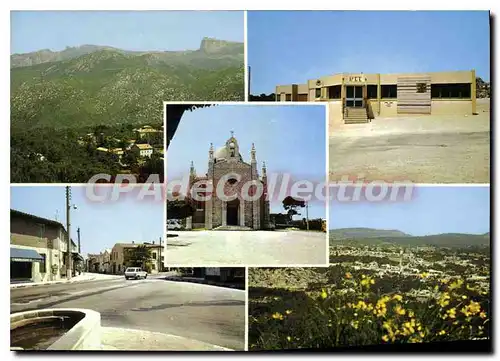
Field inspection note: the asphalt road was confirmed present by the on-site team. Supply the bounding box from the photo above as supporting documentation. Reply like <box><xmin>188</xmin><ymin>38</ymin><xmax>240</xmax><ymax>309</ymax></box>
<box><xmin>11</xmin><ymin>275</ymin><xmax>245</xmax><ymax>350</ymax></box>
<box><xmin>166</xmin><ymin>230</ymin><xmax>328</xmax><ymax>265</ymax></box>
<box><xmin>330</xmin><ymin>131</ymin><xmax>490</xmax><ymax>183</ymax></box>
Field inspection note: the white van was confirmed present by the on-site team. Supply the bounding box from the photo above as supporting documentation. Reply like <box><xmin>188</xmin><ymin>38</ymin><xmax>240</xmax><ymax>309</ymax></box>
<box><xmin>124</xmin><ymin>267</ymin><xmax>147</xmax><ymax>280</ymax></box>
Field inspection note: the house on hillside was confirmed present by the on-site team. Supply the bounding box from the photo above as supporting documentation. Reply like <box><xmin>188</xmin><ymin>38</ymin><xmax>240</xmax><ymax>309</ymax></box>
<box><xmin>131</xmin><ymin>143</ymin><xmax>153</xmax><ymax>158</ymax></box>
<box><xmin>126</xmin><ymin>139</ymin><xmax>137</xmax><ymax>150</ymax></box>
<box><xmin>110</xmin><ymin>148</ymin><xmax>124</xmax><ymax>159</ymax></box>
<box><xmin>134</xmin><ymin>125</ymin><xmax>162</xmax><ymax>139</ymax></box>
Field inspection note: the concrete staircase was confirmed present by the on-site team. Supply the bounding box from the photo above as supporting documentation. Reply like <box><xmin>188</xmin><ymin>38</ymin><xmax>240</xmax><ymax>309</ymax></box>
<box><xmin>213</xmin><ymin>225</ymin><xmax>253</xmax><ymax>231</ymax></box>
<box><xmin>344</xmin><ymin>107</ymin><xmax>369</xmax><ymax>124</ymax></box>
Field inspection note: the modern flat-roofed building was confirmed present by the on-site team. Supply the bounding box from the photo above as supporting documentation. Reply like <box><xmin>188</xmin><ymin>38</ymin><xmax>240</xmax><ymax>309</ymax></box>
<box><xmin>275</xmin><ymin>70</ymin><xmax>477</xmax><ymax>129</ymax></box>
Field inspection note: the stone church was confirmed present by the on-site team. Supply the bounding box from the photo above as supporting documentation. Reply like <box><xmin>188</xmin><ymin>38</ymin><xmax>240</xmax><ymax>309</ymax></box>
<box><xmin>187</xmin><ymin>132</ymin><xmax>271</xmax><ymax>230</ymax></box>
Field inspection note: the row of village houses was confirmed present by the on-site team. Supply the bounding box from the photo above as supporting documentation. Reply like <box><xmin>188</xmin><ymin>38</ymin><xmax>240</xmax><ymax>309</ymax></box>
<box><xmin>10</xmin><ymin>209</ymin><xmax>84</xmax><ymax>283</ymax></box>
<box><xmin>10</xmin><ymin>209</ymin><xmax>166</xmax><ymax>283</ymax></box>
<box><xmin>86</xmin><ymin>240</ymin><xmax>164</xmax><ymax>275</ymax></box>
<box><xmin>10</xmin><ymin>208</ymin><xmax>243</xmax><ymax>284</ymax></box>
<box><xmin>78</xmin><ymin>125</ymin><xmax>164</xmax><ymax>160</ymax></box>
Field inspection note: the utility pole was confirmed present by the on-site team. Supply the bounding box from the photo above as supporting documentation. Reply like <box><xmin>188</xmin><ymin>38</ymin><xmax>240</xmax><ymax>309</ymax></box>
<box><xmin>66</xmin><ymin>186</ymin><xmax>72</xmax><ymax>280</ymax></box>
<box><xmin>306</xmin><ymin>201</ymin><xmax>310</xmax><ymax>231</ymax></box>
<box><xmin>77</xmin><ymin>227</ymin><xmax>81</xmax><ymax>254</ymax></box>
<box><xmin>158</xmin><ymin>236</ymin><xmax>162</xmax><ymax>272</ymax></box>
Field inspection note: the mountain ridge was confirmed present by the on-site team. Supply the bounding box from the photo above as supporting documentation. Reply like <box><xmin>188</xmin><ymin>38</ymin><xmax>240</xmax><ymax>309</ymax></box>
<box><xmin>329</xmin><ymin>228</ymin><xmax>410</xmax><ymax>238</ymax></box>
<box><xmin>329</xmin><ymin>227</ymin><xmax>490</xmax><ymax>247</ymax></box>
<box><xmin>11</xmin><ymin>37</ymin><xmax>243</xmax><ymax>68</ymax></box>
<box><xmin>10</xmin><ymin>37</ymin><xmax>244</xmax><ymax>129</ymax></box>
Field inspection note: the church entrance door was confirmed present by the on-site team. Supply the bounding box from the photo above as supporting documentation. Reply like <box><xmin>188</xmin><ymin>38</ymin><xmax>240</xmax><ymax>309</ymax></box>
<box><xmin>227</xmin><ymin>199</ymin><xmax>239</xmax><ymax>226</ymax></box>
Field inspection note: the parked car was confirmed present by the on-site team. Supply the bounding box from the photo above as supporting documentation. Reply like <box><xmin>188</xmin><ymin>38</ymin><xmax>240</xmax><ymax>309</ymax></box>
<box><xmin>124</xmin><ymin>267</ymin><xmax>148</xmax><ymax>280</ymax></box>
<box><xmin>167</xmin><ymin>219</ymin><xmax>183</xmax><ymax>230</ymax></box>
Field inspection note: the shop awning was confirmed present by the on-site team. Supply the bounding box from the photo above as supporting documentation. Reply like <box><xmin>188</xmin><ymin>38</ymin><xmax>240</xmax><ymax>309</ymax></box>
<box><xmin>10</xmin><ymin>247</ymin><xmax>44</xmax><ymax>263</ymax></box>
<box><xmin>72</xmin><ymin>253</ymin><xmax>84</xmax><ymax>262</ymax></box>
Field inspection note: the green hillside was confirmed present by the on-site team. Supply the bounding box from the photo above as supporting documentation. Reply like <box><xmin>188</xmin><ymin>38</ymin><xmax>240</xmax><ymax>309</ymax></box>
<box><xmin>330</xmin><ymin>228</ymin><xmax>490</xmax><ymax>247</ymax></box>
<box><xmin>329</xmin><ymin>227</ymin><xmax>410</xmax><ymax>239</ymax></box>
<box><xmin>11</xmin><ymin>38</ymin><xmax>244</xmax><ymax>130</ymax></box>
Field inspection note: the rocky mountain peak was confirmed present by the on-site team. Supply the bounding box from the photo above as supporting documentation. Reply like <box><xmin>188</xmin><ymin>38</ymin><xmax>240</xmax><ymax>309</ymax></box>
<box><xmin>199</xmin><ymin>37</ymin><xmax>235</xmax><ymax>53</ymax></box>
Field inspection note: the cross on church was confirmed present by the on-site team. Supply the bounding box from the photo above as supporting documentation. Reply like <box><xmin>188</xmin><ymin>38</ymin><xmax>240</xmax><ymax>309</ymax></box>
<box><xmin>230</xmin><ymin>130</ymin><xmax>234</xmax><ymax>137</ymax></box>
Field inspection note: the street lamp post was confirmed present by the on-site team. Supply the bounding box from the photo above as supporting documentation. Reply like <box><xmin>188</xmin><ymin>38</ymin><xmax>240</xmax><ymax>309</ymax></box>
<box><xmin>77</xmin><ymin>227</ymin><xmax>81</xmax><ymax>254</ymax></box>
<box><xmin>65</xmin><ymin>186</ymin><xmax>78</xmax><ymax>279</ymax></box>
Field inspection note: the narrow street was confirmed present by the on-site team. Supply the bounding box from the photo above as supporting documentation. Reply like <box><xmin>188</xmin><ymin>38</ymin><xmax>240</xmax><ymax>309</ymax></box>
<box><xmin>11</xmin><ymin>274</ymin><xmax>246</xmax><ymax>350</ymax></box>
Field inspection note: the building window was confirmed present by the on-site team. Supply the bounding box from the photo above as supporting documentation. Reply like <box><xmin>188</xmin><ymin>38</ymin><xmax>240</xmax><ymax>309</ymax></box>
<box><xmin>297</xmin><ymin>93</ymin><xmax>308</xmax><ymax>101</ymax></box>
<box><xmin>40</xmin><ymin>253</ymin><xmax>46</xmax><ymax>273</ymax></box>
<box><xmin>285</xmin><ymin>94</ymin><xmax>291</xmax><ymax>101</ymax></box>
<box><xmin>367</xmin><ymin>85</ymin><xmax>378</xmax><ymax>99</ymax></box>
<box><xmin>417</xmin><ymin>83</ymin><xmax>427</xmax><ymax>93</ymax></box>
<box><xmin>431</xmin><ymin>83</ymin><xmax>471</xmax><ymax>99</ymax></box>
<box><xmin>315</xmin><ymin>88</ymin><xmax>321</xmax><ymax>98</ymax></box>
<box><xmin>152</xmin><ymin>252</ymin><xmax>157</xmax><ymax>259</ymax></box>
<box><xmin>381</xmin><ymin>85</ymin><xmax>397</xmax><ymax>98</ymax></box>
<box><xmin>152</xmin><ymin>264</ymin><xmax>156</xmax><ymax>270</ymax></box>
<box><xmin>328</xmin><ymin>85</ymin><xmax>341</xmax><ymax>99</ymax></box>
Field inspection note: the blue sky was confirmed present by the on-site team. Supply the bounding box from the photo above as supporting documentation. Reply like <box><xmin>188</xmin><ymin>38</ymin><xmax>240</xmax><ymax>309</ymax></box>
<box><xmin>11</xmin><ymin>11</ymin><xmax>244</xmax><ymax>54</ymax></box>
<box><xmin>329</xmin><ymin>186</ymin><xmax>490</xmax><ymax>236</ymax></box>
<box><xmin>248</xmin><ymin>11</ymin><xmax>490</xmax><ymax>94</ymax></box>
<box><xmin>167</xmin><ymin>105</ymin><xmax>327</xmax><ymax>219</ymax></box>
<box><xmin>10</xmin><ymin>186</ymin><xmax>164</xmax><ymax>255</ymax></box>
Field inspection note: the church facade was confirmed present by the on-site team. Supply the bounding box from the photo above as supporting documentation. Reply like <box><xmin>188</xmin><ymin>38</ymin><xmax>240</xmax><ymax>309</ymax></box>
<box><xmin>187</xmin><ymin>133</ymin><xmax>271</xmax><ymax>230</ymax></box>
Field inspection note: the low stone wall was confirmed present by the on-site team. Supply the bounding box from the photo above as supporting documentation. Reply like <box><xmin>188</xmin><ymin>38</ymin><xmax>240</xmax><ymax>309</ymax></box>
<box><xmin>11</xmin><ymin>308</ymin><xmax>101</xmax><ymax>351</ymax></box>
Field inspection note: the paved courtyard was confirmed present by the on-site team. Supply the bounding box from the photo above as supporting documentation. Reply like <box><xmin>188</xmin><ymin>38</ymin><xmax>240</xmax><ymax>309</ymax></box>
<box><xmin>330</xmin><ymin>112</ymin><xmax>490</xmax><ymax>183</ymax></box>
<box><xmin>166</xmin><ymin>231</ymin><xmax>328</xmax><ymax>266</ymax></box>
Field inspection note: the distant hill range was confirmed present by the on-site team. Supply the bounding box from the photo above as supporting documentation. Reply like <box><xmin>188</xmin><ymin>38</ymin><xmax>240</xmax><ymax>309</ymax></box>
<box><xmin>10</xmin><ymin>38</ymin><xmax>244</xmax><ymax>129</ymax></box>
<box><xmin>330</xmin><ymin>227</ymin><xmax>490</xmax><ymax>247</ymax></box>
<box><xmin>11</xmin><ymin>38</ymin><xmax>244</xmax><ymax>69</ymax></box>
<box><xmin>330</xmin><ymin>228</ymin><xmax>410</xmax><ymax>239</ymax></box>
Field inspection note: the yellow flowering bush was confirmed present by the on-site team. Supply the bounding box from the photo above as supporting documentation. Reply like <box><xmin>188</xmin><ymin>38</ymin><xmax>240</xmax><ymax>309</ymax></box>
<box><xmin>249</xmin><ymin>268</ymin><xmax>490</xmax><ymax>351</ymax></box>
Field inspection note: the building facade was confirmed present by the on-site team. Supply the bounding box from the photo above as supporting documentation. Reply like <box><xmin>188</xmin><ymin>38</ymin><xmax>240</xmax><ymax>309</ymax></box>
<box><xmin>132</xmin><ymin>143</ymin><xmax>153</xmax><ymax>158</ymax></box>
<box><xmin>10</xmin><ymin>210</ymin><xmax>82</xmax><ymax>283</ymax></box>
<box><xmin>186</xmin><ymin>133</ymin><xmax>271</xmax><ymax>230</ymax></box>
<box><xmin>276</xmin><ymin>70</ymin><xmax>478</xmax><ymax>130</ymax></box>
<box><xmin>86</xmin><ymin>249</ymin><xmax>112</xmax><ymax>273</ymax></box>
<box><xmin>110</xmin><ymin>241</ymin><xmax>163</xmax><ymax>274</ymax></box>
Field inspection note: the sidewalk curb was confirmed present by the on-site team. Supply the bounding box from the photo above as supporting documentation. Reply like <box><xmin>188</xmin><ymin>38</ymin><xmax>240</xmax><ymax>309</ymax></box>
<box><xmin>9</xmin><ymin>275</ymin><xmax>123</xmax><ymax>289</ymax></box>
